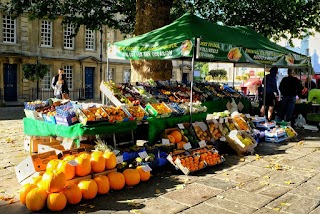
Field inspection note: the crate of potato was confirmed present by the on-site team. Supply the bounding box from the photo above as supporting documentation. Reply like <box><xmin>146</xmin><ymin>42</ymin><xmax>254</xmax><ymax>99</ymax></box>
<box><xmin>192</xmin><ymin>122</ymin><xmax>212</xmax><ymax>142</ymax></box>
<box><xmin>207</xmin><ymin>120</ymin><xmax>223</xmax><ymax>141</ymax></box>
<box><xmin>102</xmin><ymin>106</ymin><xmax>131</xmax><ymax>122</ymax></box>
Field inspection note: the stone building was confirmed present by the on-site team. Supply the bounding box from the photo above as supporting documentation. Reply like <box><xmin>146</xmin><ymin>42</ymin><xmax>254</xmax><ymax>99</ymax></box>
<box><xmin>0</xmin><ymin>12</ymin><xmax>188</xmax><ymax>103</ymax></box>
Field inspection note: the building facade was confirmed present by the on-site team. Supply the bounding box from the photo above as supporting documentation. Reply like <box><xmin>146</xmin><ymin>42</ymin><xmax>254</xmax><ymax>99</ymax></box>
<box><xmin>0</xmin><ymin>12</ymin><xmax>187</xmax><ymax>103</ymax></box>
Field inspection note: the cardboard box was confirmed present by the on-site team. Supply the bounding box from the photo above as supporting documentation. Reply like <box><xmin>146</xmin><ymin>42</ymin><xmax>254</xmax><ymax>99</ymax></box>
<box><xmin>20</xmin><ymin>171</ymin><xmax>45</xmax><ymax>185</ymax></box>
<box><xmin>15</xmin><ymin>151</ymin><xmax>58</xmax><ymax>183</ymax></box>
<box><xmin>38</xmin><ymin>143</ymin><xmax>65</xmax><ymax>154</ymax></box>
<box><xmin>24</xmin><ymin>136</ymin><xmax>51</xmax><ymax>153</ymax></box>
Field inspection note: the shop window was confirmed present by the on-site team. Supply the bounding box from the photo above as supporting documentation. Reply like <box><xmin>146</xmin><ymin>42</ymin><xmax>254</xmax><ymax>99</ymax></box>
<box><xmin>63</xmin><ymin>65</ymin><xmax>73</xmax><ymax>89</ymax></box>
<box><xmin>3</xmin><ymin>15</ymin><xmax>16</xmax><ymax>43</ymax></box>
<box><xmin>85</xmin><ymin>28</ymin><xmax>95</xmax><ymax>50</ymax></box>
<box><xmin>123</xmin><ymin>69</ymin><xmax>131</xmax><ymax>83</ymax></box>
<box><xmin>64</xmin><ymin>24</ymin><xmax>74</xmax><ymax>49</ymax></box>
<box><xmin>40</xmin><ymin>20</ymin><xmax>52</xmax><ymax>47</ymax></box>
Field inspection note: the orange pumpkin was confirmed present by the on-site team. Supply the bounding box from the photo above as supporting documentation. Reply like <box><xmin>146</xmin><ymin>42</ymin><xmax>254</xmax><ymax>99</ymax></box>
<box><xmin>167</xmin><ymin>134</ymin><xmax>176</xmax><ymax>143</ymax></box>
<box><xmin>123</xmin><ymin>169</ymin><xmax>140</xmax><ymax>186</ymax></box>
<box><xmin>41</xmin><ymin>170</ymin><xmax>67</xmax><ymax>193</ymax></box>
<box><xmin>93</xmin><ymin>175</ymin><xmax>110</xmax><ymax>194</ymax></box>
<box><xmin>63</xmin><ymin>154</ymin><xmax>77</xmax><ymax>161</ymax></box>
<box><xmin>19</xmin><ymin>183</ymin><xmax>37</xmax><ymax>205</ymax></box>
<box><xmin>61</xmin><ymin>184</ymin><xmax>82</xmax><ymax>205</ymax></box>
<box><xmin>75</xmin><ymin>154</ymin><xmax>91</xmax><ymax>177</ymax></box>
<box><xmin>103</xmin><ymin>151</ymin><xmax>117</xmax><ymax>170</ymax></box>
<box><xmin>136</xmin><ymin>166</ymin><xmax>151</xmax><ymax>181</ymax></box>
<box><xmin>46</xmin><ymin>159</ymin><xmax>61</xmax><ymax>172</ymax></box>
<box><xmin>176</xmin><ymin>141</ymin><xmax>187</xmax><ymax>149</ymax></box>
<box><xmin>78</xmin><ymin>179</ymin><xmax>98</xmax><ymax>200</ymax></box>
<box><xmin>56</xmin><ymin>160</ymin><xmax>75</xmax><ymax>180</ymax></box>
<box><xmin>90</xmin><ymin>152</ymin><xmax>105</xmax><ymax>173</ymax></box>
<box><xmin>170</xmin><ymin>130</ymin><xmax>183</xmax><ymax>143</ymax></box>
<box><xmin>31</xmin><ymin>175</ymin><xmax>43</xmax><ymax>185</ymax></box>
<box><xmin>25</xmin><ymin>188</ymin><xmax>47</xmax><ymax>212</ymax></box>
<box><xmin>107</xmin><ymin>172</ymin><xmax>125</xmax><ymax>190</ymax></box>
<box><xmin>47</xmin><ymin>192</ymin><xmax>67</xmax><ymax>212</ymax></box>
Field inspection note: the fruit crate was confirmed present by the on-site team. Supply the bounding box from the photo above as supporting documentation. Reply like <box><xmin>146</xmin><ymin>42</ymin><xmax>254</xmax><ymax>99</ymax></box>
<box><xmin>228</xmin><ymin>130</ymin><xmax>257</xmax><ymax>155</ymax></box>
<box><xmin>55</xmin><ymin>114</ymin><xmax>78</xmax><ymax>126</ymax></box>
<box><xmin>100</xmin><ymin>81</ymin><xmax>123</xmax><ymax>107</ymax></box>
<box><xmin>125</xmin><ymin>105</ymin><xmax>148</xmax><ymax>121</ymax></box>
<box><xmin>145</xmin><ymin>102</ymin><xmax>172</xmax><ymax>118</ymax></box>
<box><xmin>265</xmin><ymin>135</ymin><xmax>288</xmax><ymax>143</ymax></box>
<box><xmin>264</xmin><ymin>128</ymin><xmax>287</xmax><ymax>138</ymax></box>
<box><xmin>285</xmin><ymin>126</ymin><xmax>298</xmax><ymax>139</ymax></box>
<box><xmin>24</xmin><ymin>109</ymin><xmax>44</xmax><ymax>121</ymax></box>
<box><xmin>192</xmin><ymin>121</ymin><xmax>212</xmax><ymax>143</ymax></box>
<box><xmin>233</xmin><ymin>115</ymin><xmax>251</xmax><ymax>131</ymax></box>
<box><xmin>206</xmin><ymin>120</ymin><xmax>223</xmax><ymax>141</ymax></box>
<box><xmin>177</xmin><ymin>122</ymin><xmax>200</xmax><ymax>148</ymax></box>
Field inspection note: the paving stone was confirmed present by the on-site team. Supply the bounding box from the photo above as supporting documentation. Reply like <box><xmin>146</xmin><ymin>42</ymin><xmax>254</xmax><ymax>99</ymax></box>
<box><xmin>137</xmin><ymin>196</ymin><xmax>188</xmax><ymax>214</ymax></box>
<box><xmin>233</xmin><ymin>163</ymin><xmax>272</xmax><ymax>177</ymax></box>
<box><xmin>221</xmin><ymin>155</ymin><xmax>249</xmax><ymax>169</ymax></box>
<box><xmin>284</xmin><ymin>158</ymin><xmax>320</xmax><ymax>172</ymax></box>
<box><xmin>263</xmin><ymin>170</ymin><xmax>311</xmax><ymax>187</ymax></box>
<box><xmin>249</xmin><ymin>158</ymin><xmax>274</xmax><ymax>168</ymax></box>
<box><xmin>285</xmin><ymin>147</ymin><xmax>317</xmax><ymax>156</ymax></box>
<box><xmin>265</xmin><ymin>193</ymin><xmax>320</xmax><ymax>214</ymax></box>
<box><xmin>217</xmin><ymin>189</ymin><xmax>273</xmax><ymax>209</ymax></box>
<box><xmin>253</xmin><ymin>207</ymin><xmax>288</xmax><ymax>214</ymax></box>
<box><xmin>195</xmin><ymin>177</ymin><xmax>236</xmax><ymax>191</ymax></box>
<box><xmin>310</xmin><ymin>205</ymin><xmax>320</xmax><ymax>214</ymax></box>
<box><xmin>205</xmin><ymin>196</ymin><xmax>257</xmax><ymax>214</ymax></box>
<box><xmin>214</xmin><ymin>169</ymin><xmax>258</xmax><ymax>184</ymax></box>
<box><xmin>181</xmin><ymin>203</ymin><xmax>236</xmax><ymax>214</ymax></box>
<box><xmin>162</xmin><ymin>183</ymin><xmax>221</xmax><ymax>206</ymax></box>
<box><xmin>289</xmin><ymin>174</ymin><xmax>320</xmax><ymax>199</ymax></box>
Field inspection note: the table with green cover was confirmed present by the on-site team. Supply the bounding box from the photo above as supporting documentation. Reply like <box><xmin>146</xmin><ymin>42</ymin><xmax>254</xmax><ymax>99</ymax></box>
<box><xmin>23</xmin><ymin>117</ymin><xmax>137</xmax><ymax>139</ymax></box>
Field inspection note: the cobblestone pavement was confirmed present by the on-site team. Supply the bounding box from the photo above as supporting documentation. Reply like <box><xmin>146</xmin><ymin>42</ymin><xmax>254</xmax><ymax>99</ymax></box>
<box><xmin>0</xmin><ymin>108</ymin><xmax>320</xmax><ymax>213</ymax></box>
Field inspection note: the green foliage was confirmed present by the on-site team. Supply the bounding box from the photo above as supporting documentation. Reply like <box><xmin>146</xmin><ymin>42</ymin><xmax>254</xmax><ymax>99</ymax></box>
<box><xmin>195</xmin><ymin>62</ymin><xmax>209</xmax><ymax>77</ymax></box>
<box><xmin>256</xmin><ymin>71</ymin><xmax>265</xmax><ymax>78</ymax></box>
<box><xmin>209</xmin><ymin>69</ymin><xmax>227</xmax><ymax>80</ymax></box>
<box><xmin>22</xmin><ymin>63</ymin><xmax>49</xmax><ymax>81</ymax></box>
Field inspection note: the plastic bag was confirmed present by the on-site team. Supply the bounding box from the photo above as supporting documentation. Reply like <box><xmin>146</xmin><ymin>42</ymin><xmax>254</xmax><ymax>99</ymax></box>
<box><xmin>294</xmin><ymin>114</ymin><xmax>306</xmax><ymax>128</ymax></box>
<box><xmin>230</xmin><ymin>98</ymin><xmax>238</xmax><ymax>113</ymax></box>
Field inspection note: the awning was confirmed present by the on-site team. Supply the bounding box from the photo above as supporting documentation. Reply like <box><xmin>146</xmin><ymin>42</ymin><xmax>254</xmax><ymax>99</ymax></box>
<box><xmin>242</xmin><ymin>78</ymin><xmax>262</xmax><ymax>87</ymax></box>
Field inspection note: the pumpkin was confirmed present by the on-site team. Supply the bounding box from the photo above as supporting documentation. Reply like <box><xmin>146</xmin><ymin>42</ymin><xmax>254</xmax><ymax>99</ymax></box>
<box><xmin>25</xmin><ymin>188</ymin><xmax>47</xmax><ymax>212</ymax></box>
<box><xmin>170</xmin><ymin>130</ymin><xmax>183</xmax><ymax>143</ymax></box>
<box><xmin>19</xmin><ymin>183</ymin><xmax>37</xmax><ymax>205</ymax></box>
<box><xmin>167</xmin><ymin>134</ymin><xmax>176</xmax><ymax>143</ymax></box>
<box><xmin>78</xmin><ymin>179</ymin><xmax>98</xmax><ymax>200</ymax></box>
<box><xmin>47</xmin><ymin>192</ymin><xmax>67</xmax><ymax>212</ymax></box>
<box><xmin>103</xmin><ymin>151</ymin><xmax>117</xmax><ymax>170</ymax></box>
<box><xmin>107</xmin><ymin>172</ymin><xmax>125</xmax><ymax>190</ymax></box>
<box><xmin>93</xmin><ymin>175</ymin><xmax>110</xmax><ymax>194</ymax></box>
<box><xmin>123</xmin><ymin>169</ymin><xmax>140</xmax><ymax>186</ymax></box>
<box><xmin>176</xmin><ymin>141</ymin><xmax>187</xmax><ymax>149</ymax></box>
<box><xmin>63</xmin><ymin>154</ymin><xmax>77</xmax><ymax>161</ymax></box>
<box><xmin>41</xmin><ymin>170</ymin><xmax>67</xmax><ymax>193</ymax></box>
<box><xmin>90</xmin><ymin>152</ymin><xmax>105</xmax><ymax>173</ymax></box>
<box><xmin>46</xmin><ymin>159</ymin><xmax>61</xmax><ymax>172</ymax></box>
<box><xmin>56</xmin><ymin>160</ymin><xmax>76</xmax><ymax>180</ymax></box>
<box><xmin>61</xmin><ymin>184</ymin><xmax>82</xmax><ymax>205</ymax></box>
<box><xmin>30</xmin><ymin>175</ymin><xmax>42</xmax><ymax>185</ymax></box>
<box><xmin>136</xmin><ymin>166</ymin><xmax>151</xmax><ymax>181</ymax></box>
<box><xmin>75</xmin><ymin>154</ymin><xmax>91</xmax><ymax>177</ymax></box>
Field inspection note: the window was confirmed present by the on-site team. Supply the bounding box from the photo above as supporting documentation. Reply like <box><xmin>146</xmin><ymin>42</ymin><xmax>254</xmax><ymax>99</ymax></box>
<box><xmin>64</xmin><ymin>25</ymin><xmax>74</xmax><ymax>49</ymax></box>
<box><xmin>63</xmin><ymin>66</ymin><xmax>73</xmax><ymax>89</ymax></box>
<box><xmin>41</xmin><ymin>70</ymin><xmax>51</xmax><ymax>90</ymax></box>
<box><xmin>3</xmin><ymin>15</ymin><xmax>16</xmax><ymax>43</ymax></box>
<box><xmin>123</xmin><ymin>68</ymin><xmax>131</xmax><ymax>83</ymax></box>
<box><xmin>106</xmin><ymin>67</ymin><xmax>115</xmax><ymax>81</ymax></box>
<box><xmin>85</xmin><ymin>29</ymin><xmax>95</xmax><ymax>50</ymax></box>
<box><xmin>40</xmin><ymin>20</ymin><xmax>52</xmax><ymax>47</ymax></box>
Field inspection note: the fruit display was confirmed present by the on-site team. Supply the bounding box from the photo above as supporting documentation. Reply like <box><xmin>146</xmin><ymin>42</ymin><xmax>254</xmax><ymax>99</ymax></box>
<box><xmin>179</xmin><ymin>125</ymin><xmax>199</xmax><ymax>148</ymax></box>
<box><xmin>126</xmin><ymin>105</ymin><xmax>147</xmax><ymax>120</ymax></box>
<box><xmin>192</xmin><ymin>122</ymin><xmax>211</xmax><ymax>142</ymax></box>
<box><xmin>228</xmin><ymin>130</ymin><xmax>257</xmax><ymax>155</ymax></box>
<box><xmin>233</xmin><ymin>115</ymin><xmax>250</xmax><ymax>131</ymax></box>
<box><xmin>207</xmin><ymin>122</ymin><xmax>223</xmax><ymax>141</ymax></box>
<box><xmin>225</xmin><ymin>118</ymin><xmax>237</xmax><ymax>131</ymax></box>
<box><xmin>145</xmin><ymin>103</ymin><xmax>172</xmax><ymax>118</ymax></box>
<box><xmin>103</xmin><ymin>106</ymin><xmax>129</xmax><ymax>122</ymax></box>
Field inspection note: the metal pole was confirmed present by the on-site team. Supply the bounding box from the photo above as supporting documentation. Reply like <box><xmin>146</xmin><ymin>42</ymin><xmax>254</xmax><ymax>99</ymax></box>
<box><xmin>232</xmin><ymin>63</ymin><xmax>235</xmax><ymax>88</ymax></box>
<box><xmin>100</xmin><ymin>27</ymin><xmax>103</xmax><ymax>101</ymax></box>
<box><xmin>263</xmin><ymin>64</ymin><xmax>267</xmax><ymax>109</ymax></box>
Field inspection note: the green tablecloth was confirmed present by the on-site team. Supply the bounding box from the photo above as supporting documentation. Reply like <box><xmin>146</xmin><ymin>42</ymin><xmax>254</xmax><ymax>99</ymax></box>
<box><xmin>147</xmin><ymin>112</ymin><xmax>207</xmax><ymax>144</ymax></box>
<box><xmin>203</xmin><ymin>98</ymin><xmax>251</xmax><ymax>114</ymax></box>
<box><xmin>23</xmin><ymin>118</ymin><xmax>137</xmax><ymax>138</ymax></box>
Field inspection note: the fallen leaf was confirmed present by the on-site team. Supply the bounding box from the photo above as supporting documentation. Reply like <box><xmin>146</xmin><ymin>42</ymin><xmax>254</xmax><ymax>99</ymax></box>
<box><xmin>263</xmin><ymin>176</ymin><xmax>270</xmax><ymax>179</ymax></box>
<box><xmin>80</xmin><ymin>203</ymin><xmax>87</xmax><ymax>207</ymax></box>
<box><xmin>255</xmin><ymin>154</ymin><xmax>261</xmax><ymax>160</ymax></box>
<box><xmin>297</xmin><ymin>141</ymin><xmax>304</xmax><ymax>146</ymax></box>
<box><xmin>77</xmin><ymin>211</ymin><xmax>86</xmax><ymax>214</ymax></box>
<box><xmin>273</xmin><ymin>207</ymin><xmax>281</xmax><ymax>211</ymax></box>
<box><xmin>88</xmin><ymin>205</ymin><xmax>95</xmax><ymax>208</ymax></box>
<box><xmin>155</xmin><ymin>189</ymin><xmax>161</xmax><ymax>194</ymax></box>
<box><xmin>280</xmin><ymin>202</ymin><xmax>291</xmax><ymax>206</ymax></box>
<box><xmin>239</xmin><ymin>158</ymin><xmax>245</xmax><ymax>162</ymax></box>
<box><xmin>217</xmin><ymin>195</ymin><xmax>224</xmax><ymax>199</ymax></box>
<box><xmin>317</xmin><ymin>187</ymin><xmax>320</xmax><ymax>191</ymax></box>
<box><xmin>284</xmin><ymin>180</ymin><xmax>294</xmax><ymax>185</ymax></box>
<box><xmin>130</xmin><ymin>209</ymin><xmax>141</xmax><ymax>214</ymax></box>
<box><xmin>7</xmin><ymin>199</ymin><xmax>15</xmax><ymax>204</ymax></box>
<box><xmin>175</xmin><ymin>184</ymin><xmax>185</xmax><ymax>190</ymax></box>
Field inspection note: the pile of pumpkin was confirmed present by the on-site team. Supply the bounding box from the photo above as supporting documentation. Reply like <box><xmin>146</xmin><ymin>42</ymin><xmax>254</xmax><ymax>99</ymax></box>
<box><xmin>19</xmin><ymin>150</ymin><xmax>151</xmax><ymax>212</ymax></box>
<box><xmin>167</xmin><ymin>130</ymin><xmax>187</xmax><ymax>149</ymax></box>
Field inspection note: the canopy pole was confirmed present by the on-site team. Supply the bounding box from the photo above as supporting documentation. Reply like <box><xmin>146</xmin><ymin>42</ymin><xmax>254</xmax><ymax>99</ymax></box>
<box><xmin>263</xmin><ymin>64</ymin><xmax>267</xmax><ymax>114</ymax></box>
<box><xmin>232</xmin><ymin>63</ymin><xmax>235</xmax><ymax>88</ymax></box>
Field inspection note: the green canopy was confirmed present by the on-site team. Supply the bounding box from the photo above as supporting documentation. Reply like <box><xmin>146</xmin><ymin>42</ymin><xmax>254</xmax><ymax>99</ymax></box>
<box><xmin>108</xmin><ymin>13</ymin><xmax>309</xmax><ymax>67</ymax></box>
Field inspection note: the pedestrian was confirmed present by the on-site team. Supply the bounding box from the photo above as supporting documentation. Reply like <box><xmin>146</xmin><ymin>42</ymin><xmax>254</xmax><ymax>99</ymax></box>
<box><xmin>260</xmin><ymin>66</ymin><xmax>279</xmax><ymax>121</ymax></box>
<box><xmin>278</xmin><ymin>68</ymin><xmax>304</xmax><ymax>123</ymax></box>
<box><xmin>301</xmin><ymin>76</ymin><xmax>317</xmax><ymax>98</ymax></box>
<box><xmin>51</xmin><ymin>68</ymin><xmax>69</xmax><ymax>99</ymax></box>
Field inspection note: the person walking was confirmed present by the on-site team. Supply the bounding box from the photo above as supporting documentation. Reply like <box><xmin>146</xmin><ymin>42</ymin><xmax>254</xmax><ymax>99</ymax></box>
<box><xmin>278</xmin><ymin>68</ymin><xmax>304</xmax><ymax>123</ymax></box>
<box><xmin>51</xmin><ymin>68</ymin><xmax>69</xmax><ymax>99</ymax></box>
<box><xmin>260</xmin><ymin>66</ymin><xmax>279</xmax><ymax>121</ymax></box>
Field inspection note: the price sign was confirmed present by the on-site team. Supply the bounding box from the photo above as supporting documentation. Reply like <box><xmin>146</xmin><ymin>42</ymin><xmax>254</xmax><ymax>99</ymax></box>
<box><xmin>178</xmin><ymin>124</ymin><xmax>185</xmax><ymax>129</ymax></box>
<box><xmin>206</xmin><ymin>114</ymin><xmax>215</xmax><ymax>121</ymax></box>
<box><xmin>138</xmin><ymin>151</ymin><xmax>148</xmax><ymax>159</ymax></box>
<box><xmin>198</xmin><ymin>122</ymin><xmax>207</xmax><ymax>132</ymax></box>
<box><xmin>183</xmin><ymin>142</ymin><xmax>192</xmax><ymax>150</ymax></box>
<box><xmin>113</xmin><ymin>149</ymin><xmax>120</xmax><ymax>156</ymax></box>
<box><xmin>219</xmin><ymin>118</ymin><xmax>224</xmax><ymax>123</ymax></box>
<box><xmin>162</xmin><ymin>138</ymin><xmax>170</xmax><ymax>145</ymax></box>
<box><xmin>220</xmin><ymin>136</ymin><xmax>226</xmax><ymax>142</ymax></box>
<box><xmin>142</xmin><ymin>164</ymin><xmax>152</xmax><ymax>172</ymax></box>
<box><xmin>116</xmin><ymin>155</ymin><xmax>123</xmax><ymax>164</ymax></box>
<box><xmin>198</xmin><ymin>140</ymin><xmax>206</xmax><ymax>148</ymax></box>
<box><xmin>213</xmin><ymin>119</ymin><xmax>218</xmax><ymax>124</ymax></box>
<box><xmin>68</xmin><ymin>160</ymin><xmax>78</xmax><ymax>166</ymax></box>
<box><xmin>136</xmin><ymin>140</ymin><xmax>147</xmax><ymax>146</ymax></box>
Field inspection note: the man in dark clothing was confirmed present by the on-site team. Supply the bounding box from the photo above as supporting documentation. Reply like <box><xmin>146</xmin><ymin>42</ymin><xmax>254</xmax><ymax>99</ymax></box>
<box><xmin>279</xmin><ymin>68</ymin><xmax>304</xmax><ymax>122</ymax></box>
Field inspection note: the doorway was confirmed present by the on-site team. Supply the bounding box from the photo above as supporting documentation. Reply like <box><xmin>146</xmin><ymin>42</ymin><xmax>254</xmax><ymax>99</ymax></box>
<box><xmin>85</xmin><ymin>67</ymin><xmax>94</xmax><ymax>99</ymax></box>
<box><xmin>4</xmin><ymin>64</ymin><xmax>17</xmax><ymax>101</ymax></box>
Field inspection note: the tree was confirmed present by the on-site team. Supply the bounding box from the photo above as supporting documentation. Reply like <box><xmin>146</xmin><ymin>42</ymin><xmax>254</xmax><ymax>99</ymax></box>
<box><xmin>209</xmin><ymin>69</ymin><xmax>227</xmax><ymax>80</ymax></box>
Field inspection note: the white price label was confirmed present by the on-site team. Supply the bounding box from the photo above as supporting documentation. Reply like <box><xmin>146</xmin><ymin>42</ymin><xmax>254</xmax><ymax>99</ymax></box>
<box><xmin>138</xmin><ymin>151</ymin><xmax>149</xmax><ymax>159</ymax></box>
<box><xmin>136</xmin><ymin>140</ymin><xmax>147</xmax><ymax>147</ymax></box>
<box><xmin>198</xmin><ymin>140</ymin><xmax>206</xmax><ymax>148</ymax></box>
<box><xmin>116</xmin><ymin>155</ymin><xmax>123</xmax><ymax>164</ymax></box>
<box><xmin>206</xmin><ymin>114</ymin><xmax>215</xmax><ymax>121</ymax></box>
<box><xmin>219</xmin><ymin>118</ymin><xmax>224</xmax><ymax>123</ymax></box>
<box><xmin>162</xmin><ymin>138</ymin><xmax>170</xmax><ymax>145</ymax></box>
<box><xmin>225</xmin><ymin>118</ymin><xmax>229</xmax><ymax>123</ymax></box>
<box><xmin>245</xmin><ymin>114</ymin><xmax>251</xmax><ymax>118</ymax></box>
<box><xmin>142</xmin><ymin>164</ymin><xmax>152</xmax><ymax>172</ymax></box>
<box><xmin>68</xmin><ymin>160</ymin><xmax>78</xmax><ymax>166</ymax></box>
<box><xmin>178</xmin><ymin>124</ymin><xmax>185</xmax><ymax>129</ymax></box>
<box><xmin>113</xmin><ymin>149</ymin><xmax>120</xmax><ymax>156</ymax></box>
<box><xmin>213</xmin><ymin>119</ymin><xmax>218</xmax><ymax>124</ymax></box>
<box><xmin>174</xmin><ymin>157</ymin><xmax>181</xmax><ymax>165</ymax></box>
<box><xmin>183</xmin><ymin>142</ymin><xmax>192</xmax><ymax>150</ymax></box>
<box><xmin>198</xmin><ymin>122</ymin><xmax>207</xmax><ymax>132</ymax></box>
<box><xmin>220</xmin><ymin>136</ymin><xmax>226</xmax><ymax>142</ymax></box>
